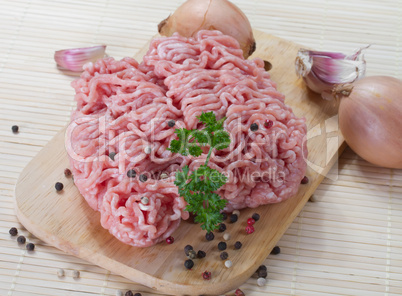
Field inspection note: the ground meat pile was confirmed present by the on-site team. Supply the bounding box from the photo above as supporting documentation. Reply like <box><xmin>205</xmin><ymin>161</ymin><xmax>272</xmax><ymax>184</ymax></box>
<box><xmin>66</xmin><ymin>30</ymin><xmax>307</xmax><ymax>247</ymax></box>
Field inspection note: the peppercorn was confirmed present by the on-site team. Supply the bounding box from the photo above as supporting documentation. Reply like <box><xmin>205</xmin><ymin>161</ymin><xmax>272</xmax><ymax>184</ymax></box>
<box><xmin>258</xmin><ymin>265</ymin><xmax>267</xmax><ymax>272</ymax></box>
<box><xmin>224</xmin><ymin>260</ymin><xmax>232</xmax><ymax>268</ymax></box>
<box><xmin>221</xmin><ymin>212</ymin><xmax>227</xmax><ymax>221</ymax></box>
<box><xmin>258</xmin><ymin>269</ymin><xmax>268</xmax><ymax>278</ymax></box>
<box><xmin>202</xmin><ymin>270</ymin><xmax>211</xmax><ymax>280</ymax></box>
<box><xmin>64</xmin><ymin>168</ymin><xmax>72</xmax><ymax>177</ymax></box>
<box><xmin>184</xmin><ymin>259</ymin><xmax>194</xmax><ymax>269</ymax></box>
<box><xmin>109</xmin><ymin>152</ymin><xmax>116</xmax><ymax>161</ymax></box>
<box><xmin>197</xmin><ymin>250</ymin><xmax>206</xmax><ymax>259</ymax></box>
<box><xmin>245</xmin><ymin>225</ymin><xmax>254</xmax><ymax>234</ymax></box>
<box><xmin>301</xmin><ymin>176</ymin><xmax>309</xmax><ymax>184</ymax></box>
<box><xmin>264</xmin><ymin>120</ymin><xmax>274</xmax><ymax>129</ymax></box>
<box><xmin>140</xmin><ymin>196</ymin><xmax>149</xmax><ymax>205</ymax></box>
<box><xmin>9</xmin><ymin>227</ymin><xmax>18</xmax><ymax>236</ymax></box>
<box><xmin>127</xmin><ymin>169</ymin><xmax>137</xmax><ymax>178</ymax></box>
<box><xmin>184</xmin><ymin>245</ymin><xmax>193</xmax><ymax>256</ymax></box>
<box><xmin>205</xmin><ymin>232</ymin><xmax>214</xmax><ymax>241</ymax></box>
<box><xmin>235</xmin><ymin>288</ymin><xmax>245</xmax><ymax>296</ymax></box>
<box><xmin>116</xmin><ymin>290</ymin><xmax>123</xmax><ymax>296</ymax></box>
<box><xmin>160</xmin><ymin>173</ymin><xmax>169</xmax><ymax>179</ymax></box>
<box><xmin>257</xmin><ymin>277</ymin><xmax>267</xmax><ymax>286</ymax></box>
<box><xmin>144</xmin><ymin>146</ymin><xmax>152</xmax><ymax>155</ymax></box>
<box><xmin>55</xmin><ymin>182</ymin><xmax>64</xmax><ymax>191</ymax></box>
<box><xmin>167</xmin><ymin>120</ymin><xmax>176</xmax><ymax>127</ymax></box>
<box><xmin>223</xmin><ymin>233</ymin><xmax>231</xmax><ymax>241</ymax></box>
<box><xmin>57</xmin><ymin>268</ymin><xmax>65</xmax><ymax>277</ymax></box>
<box><xmin>17</xmin><ymin>236</ymin><xmax>26</xmax><ymax>244</ymax></box>
<box><xmin>234</xmin><ymin>241</ymin><xmax>242</xmax><ymax>250</ymax></box>
<box><xmin>247</xmin><ymin>218</ymin><xmax>255</xmax><ymax>226</ymax></box>
<box><xmin>252</xmin><ymin>213</ymin><xmax>260</xmax><ymax>221</ymax></box>
<box><xmin>229</xmin><ymin>214</ymin><xmax>238</xmax><ymax>223</ymax></box>
<box><xmin>218</xmin><ymin>223</ymin><xmax>226</xmax><ymax>232</ymax></box>
<box><xmin>188</xmin><ymin>250</ymin><xmax>197</xmax><ymax>259</ymax></box>
<box><xmin>220</xmin><ymin>251</ymin><xmax>228</xmax><ymax>260</ymax></box>
<box><xmin>271</xmin><ymin>246</ymin><xmax>281</xmax><ymax>255</ymax></box>
<box><xmin>26</xmin><ymin>243</ymin><xmax>35</xmax><ymax>251</ymax></box>
<box><xmin>11</xmin><ymin>125</ymin><xmax>19</xmax><ymax>133</ymax></box>
<box><xmin>218</xmin><ymin>241</ymin><xmax>227</xmax><ymax>251</ymax></box>
<box><xmin>166</xmin><ymin>236</ymin><xmax>174</xmax><ymax>244</ymax></box>
<box><xmin>125</xmin><ymin>291</ymin><xmax>133</xmax><ymax>296</ymax></box>
<box><xmin>133</xmin><ymin>293</ymin><xmax>142</xmax><ymax>296</ymax></box>
<box><xmin>250</xmin><ymin>123</ymin><xmax>258</xmax><ymax>132</ymax></box>
<box><xmin>72</xmin><ymin>270</ymin><xmax>80</xmax><ymax>279</ymax></box>
<box><xmin>139</xmin><ymin>174</ymin><xmax>148</xmax><ymax>182</ymax></box>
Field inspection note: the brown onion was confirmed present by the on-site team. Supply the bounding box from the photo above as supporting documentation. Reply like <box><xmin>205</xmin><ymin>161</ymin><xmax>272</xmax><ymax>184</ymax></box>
<box><xmin>337</xmin><ymin>76</ymin><xmax>402</xmax><ymax>168</ymax></box>
<box><xmin>158</xmin><ymin>0</ymin><xmax>256</xmax><ymax>59</ymax></box>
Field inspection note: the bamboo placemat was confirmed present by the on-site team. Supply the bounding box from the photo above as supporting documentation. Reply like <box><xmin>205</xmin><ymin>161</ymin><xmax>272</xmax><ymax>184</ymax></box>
<box><xmin>0</xmin><ymin>0</ymin><xmax>401</xmax><ymax>295</ymax></box>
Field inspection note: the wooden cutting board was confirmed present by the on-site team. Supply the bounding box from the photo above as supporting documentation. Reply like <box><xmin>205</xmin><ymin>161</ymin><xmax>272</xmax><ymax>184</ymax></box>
<box><xmin>15</xmin><ymin>30</ymin><xmax>345</xmax><ymax>295</ymax></box>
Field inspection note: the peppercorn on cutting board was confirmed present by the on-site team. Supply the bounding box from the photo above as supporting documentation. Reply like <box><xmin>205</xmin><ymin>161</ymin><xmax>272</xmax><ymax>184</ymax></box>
<box><xmin>15</xmin><ymin>30</ymin><xmax>344</xmax><ymax>296</ymax></box>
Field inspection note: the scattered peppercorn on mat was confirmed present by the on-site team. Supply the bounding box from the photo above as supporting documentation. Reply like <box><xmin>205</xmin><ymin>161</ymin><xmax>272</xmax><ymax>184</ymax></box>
<box><xmin>2</xmin><ymin>0</ymin><xmax>402</xmax><ymax>296</ymax></box>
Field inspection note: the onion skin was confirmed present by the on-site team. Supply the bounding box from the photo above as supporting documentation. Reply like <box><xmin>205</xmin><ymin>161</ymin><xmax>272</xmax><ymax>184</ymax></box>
<box><xmin>158</xmin><ymin>0</ymin><xmax>256</xmax><ymax>59</ymax></box>
<box><xmin>338</xmin><ymin>76</ymin><xmax>402</xmax><ymax>168</ymax></box>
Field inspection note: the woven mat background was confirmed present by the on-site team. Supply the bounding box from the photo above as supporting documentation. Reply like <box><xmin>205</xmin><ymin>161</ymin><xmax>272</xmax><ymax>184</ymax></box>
<box><xmin>1</xmin><ymin>0</ymin><xmax>401</xmax><ymax>295</ymax></box>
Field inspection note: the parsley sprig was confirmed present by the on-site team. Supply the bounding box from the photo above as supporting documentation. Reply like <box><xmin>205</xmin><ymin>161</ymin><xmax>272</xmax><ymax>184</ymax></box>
<box><xmin>168</xmin><ymin>112</ymin><xmax>231</xmax><ymax>232</ymax></box>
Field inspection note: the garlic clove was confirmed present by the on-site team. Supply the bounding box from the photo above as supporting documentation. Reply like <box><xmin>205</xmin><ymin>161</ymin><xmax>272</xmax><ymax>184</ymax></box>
<box><xmin>54</xmin><ymin>45</ymin><xmax>106</xmax><ymax>72</ymax></box>
<box><xmin>295</xmin><ymin>47</ymin><xmax>368</xmax><ymax>99</ymax></box>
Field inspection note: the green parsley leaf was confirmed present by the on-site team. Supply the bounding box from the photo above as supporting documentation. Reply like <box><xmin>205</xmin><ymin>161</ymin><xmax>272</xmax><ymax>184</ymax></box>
<box><xmin>168</xmin><ymin>112</ymin><xmax>231</xmax><ymax>232</ymax></box>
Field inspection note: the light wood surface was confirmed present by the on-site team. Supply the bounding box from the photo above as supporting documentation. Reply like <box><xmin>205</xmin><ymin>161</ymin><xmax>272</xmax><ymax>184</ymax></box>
<box><xmin>14</xmin><ymin>30</ymin><xmax>344</xmax><ymax>295</ymax></box>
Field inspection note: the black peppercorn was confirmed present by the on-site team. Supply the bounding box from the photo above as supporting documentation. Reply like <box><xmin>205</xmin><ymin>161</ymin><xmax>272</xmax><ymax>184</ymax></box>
<box><xmin>197</xmin><ymin>250</ymin><xmax>206</xmax><ymax>259</ymax></box>
<box><xmin>218</xmin><ymin>223</ymin><xmax>226</xmax><ymax>232</ymax></box>
<box><xmin>55</xmin><ymin>182</ymin><xmax>64</xmax><ymax>191</ymax></box>
<box><xmin>250</xmin><ymin>123</ymin><xmax>258</xmax><ymax>132</ymax></box>
<box><xmin>184</xmin><ymin>244</ymin><xmax>193</xmax><ymax>256</ymax></box>
<box><xmin>301</xmin><ymin>176</ymin><xmax>309</xmax><ymax>184</ymax></box>
<box><xmin>9</xmin><ymin>227</ymin><xmax>18</xmax><ymax>236</ymax></box>
<box><xmin>139</xmin><ymin>174</ymin><xmax>148</xmax><ymax>182</ymax></box>
<box><xmin>127</xmin><ymin>169</ymin><xmax>137</xmax><ymax>178</ymax></box>
<box><xmin>220</xmin><ymin>251</ymin><xmax>228</xmax><ymax>260</ymax></box>
<box><xmin>234</xmin><ymin>241</ymin><xmax>242</xmax><ymax>250</ymax></box>
<box><xmin>26</xmin><ymin>243</ymin><xmax>35</xmax><ymax>251</ymax></box>
<box><xmin>125</xmin><ymin>291</ymin><xmax>133</xmax><ymax>296</ymax></box>
<box><xmin>258</xmin><ymin>265</ymin><xmax>267</xmax><ymax>272</ymax></box>
<box><xmin>258</xmin><ymin>269</ymin><xmax>268</xmax><ymax>278</ymax></box>
<box><xmin>184</xmin><ymin>259</ymin><xmax>194</xmax><ymax>269</ymax></box>
<box><xmin>12</xmin><ymin>125</ymin><xmax>19</xmax><ymax>133</ymax></box>
<box><xmin>17</xmin><ymin>236</ymin><xmax>26</xmax><ymax>244</ymax></box>
<box><xmin>252</xmin><ymin>213</ymin><xmax>260</xmax><ymax>221</ymax></box>
<box><xmin>271</xmin><ymin>246</ymin><xmax>281</xmax><ymax>255</ymax></box>
<box><xmin>205</xmin><ymin>232</ymin><xmax>214</xmax><ymax>241</ymax></box>
<box><xmin>218</xmin><ymin>242</ymin><xmax>227</xmax><ymax>251</ymax></box>
<box><xmin>109</xmin><ymin>152</ymin><xmax>116</xmax><ymax>161</ymax></box>
<box><xmin>133</xmin><ymin>293</ymin><xmax>142</xmax><ymax>296</ymax></box>
<box><xmin>167</xmin><ymin>120</ymin><xmax>176</xmax><ymax>127</ymax></box>
<box><xmin>229</xmin><ymin>214</ymin><xmax>238</xmax><ymax>223</ymax></box>
<box><xmin>221</xmin><ymin>212</ymin><xmax>227</xmax><ymax>221</ymax></box>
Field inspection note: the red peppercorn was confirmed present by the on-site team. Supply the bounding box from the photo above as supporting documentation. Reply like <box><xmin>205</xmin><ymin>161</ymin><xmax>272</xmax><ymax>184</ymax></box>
<box><xmin>264</xmin><ymin>120</ymin><xmax>273</xmax><ymax>128</ymax></box>
<box><xmin>202</xmin><ymin>270</ymin><xmax>211</xmax><ymax>280</ymax></box>
<box><xmin>235</xmin><ymin>288</ymin><xmax>245</xmax><ymax>296</ymax></box>
<box><xmin>245</xmin><ymin>225</ymin><xmax>255</xmax><ymax>234</ymax></box>
<box><xmin>247</xmin><ymin>218</ymin><xmax>255</xmax><ymax>226</ymax></box>
<box><xmin>166</xmin><ymin>236</ymin><xmax>174</xmax><ymax>244</ymax></box>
